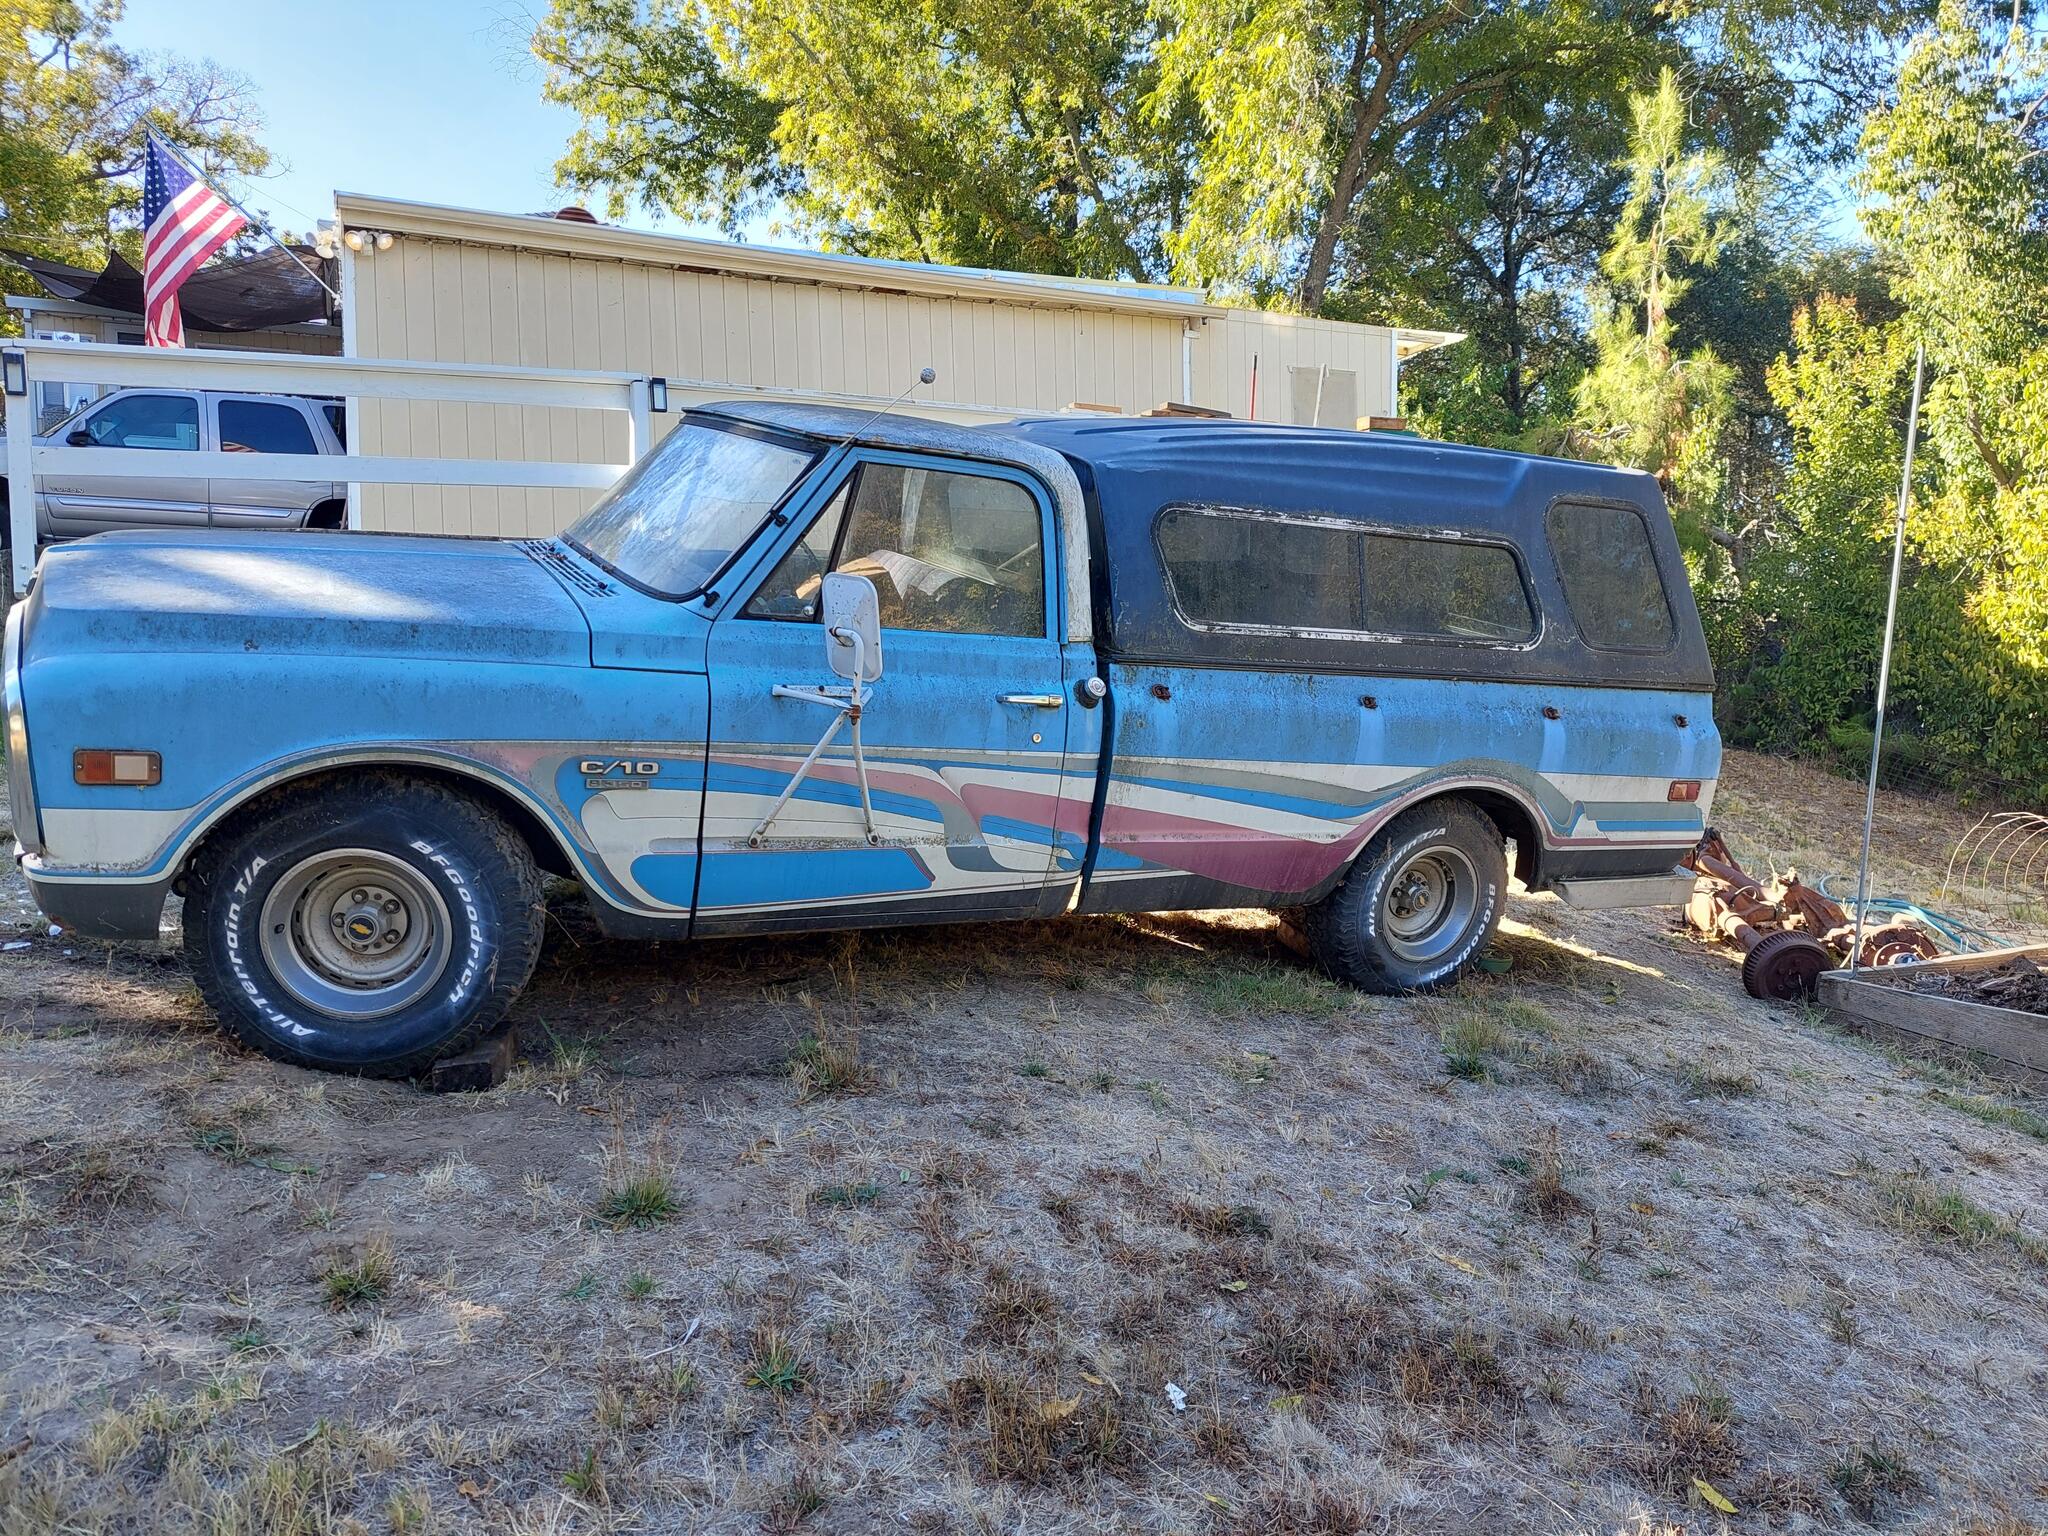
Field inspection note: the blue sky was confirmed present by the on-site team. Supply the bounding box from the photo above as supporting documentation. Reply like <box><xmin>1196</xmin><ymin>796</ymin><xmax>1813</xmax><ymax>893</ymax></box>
<box><xmin>118</xmin><ymin>0</ymin><xmax>712</xmax><ymax>239</ymax></box>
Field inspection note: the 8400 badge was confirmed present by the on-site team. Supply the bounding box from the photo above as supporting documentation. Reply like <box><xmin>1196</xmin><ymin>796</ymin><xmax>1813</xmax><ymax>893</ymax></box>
<box><xmin>580</xmin><ymin>757</ymin><xmax>661</xmax><ymax>791</ymax></box>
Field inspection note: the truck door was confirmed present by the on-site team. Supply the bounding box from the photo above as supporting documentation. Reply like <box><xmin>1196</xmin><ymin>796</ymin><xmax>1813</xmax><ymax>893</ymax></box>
<box><xmin>41</xmin><ymin>390</ymin><xmax>208</xmax><ymax>537</ymax></box>
<box><xmin>699</xmin><ymin>451</ymin><xmax>1071</xmax><ymax>934</ymax></box>
<box><xmin>207</xmin><ymin>395</ymin><xmax>331</xmax><ymax>527</ymax></box>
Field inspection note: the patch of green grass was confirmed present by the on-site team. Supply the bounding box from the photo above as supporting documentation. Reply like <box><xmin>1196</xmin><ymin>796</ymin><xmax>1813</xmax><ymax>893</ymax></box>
<box><xmin>321</xmin><ymin>1236</ymin><xmax>394</xmax><ymax>1309</ymax></box>
<box><xmin>1087</xmin><ymin>1069</ymin><xmax>1117</xmax><ymax>1092</ymax></box>
<box><xmin>1221</xmin><ymin>1049</ymin><xmax>1277</xmax><ymax>1086</ymax></box>
<box><xmin>1190</xmin><ymin>962</ymin><xmax>1344</xmax><ymax>1020</ymax></box>
<box><xmin>1018</xmin><ymin>1060</ymin><xmax>1051</xmax><ymax>1079</ymax></box>
<box><xmin>1688</xmin><ymin>1059</ymin><xmax>1761</xmax><ymax>1098</ymax></box>
<box><xmin>815</xmin><ymin>1182</ymin><xmax>882</xmax><ymax>1208</ymax></box>
<box><xmin>596</xmin><ymin>1173</ymin><xmax>681</xmax><ymax>1230</ymax></box>
<box><xmin>787</xmin><ymin>1029</ymin><xmax>874</xmax><ymax>1099</ymax></box>
<box><xmin>1402</xmin><ymin>1168</ymin><xmax>1467</xmax><ymax>1211</ymax></box>
<box><xmin>1438</xmin><ymin>987</ymin><xmax>1554</xmax><ymax>1081</ymax></box>
<box><xmin>1875</xmin><ymin>1173</ymin><xmax>2043</xmax><ymax>1260</ymax></box>
<box><xmin>744</xmin><ymin>1327</ymin><xmax>809</xmax><ymax>1395</ymax></box>
<box><xmin>1927</xmin><ymin>1089</ymin><xmax>2048</xmax><ymax>1141</ymax></box>
<box><xmin>225</xmin><ymin>1325</ymin><xmax>267</xmax><ymax>1354</ymax></box>
<box><xmin>622</xmin><ymin>1270</ymin><xmax>657</xmax><ymax>1300</ymax></box>
<box><xmin>564</xmin><ymin>1271</ymin><xmax>599</xmax><ymax>1302</ymax></box>
<box><xmin>562</xmin><ymin>1446</ymin><xmax>604</xmax><ymax>1499</ymax></box>
<box><xmin>768</xmin><ymin>1471</ymin><xmax>828</xmax><ymax>1526</ymax></box>
<box><xmin>1830</xmin><ymin>1444</ymin><xmax>1919</xmax><ymax>1519</ymax></box>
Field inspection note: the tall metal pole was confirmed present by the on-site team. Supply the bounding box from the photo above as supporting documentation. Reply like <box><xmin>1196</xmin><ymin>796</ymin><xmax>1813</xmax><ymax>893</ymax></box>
<box><xmin>1850</xmin><ymin>341</ymin><xmax>1928</xmax><ymax>974</ymax></box>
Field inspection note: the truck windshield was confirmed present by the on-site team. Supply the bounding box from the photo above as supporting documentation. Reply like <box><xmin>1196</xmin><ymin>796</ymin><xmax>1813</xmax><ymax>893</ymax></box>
<box><xmin>564</xmin><ymin>420</ymin><xmax>818</xmax><ymax>597</ymax></box>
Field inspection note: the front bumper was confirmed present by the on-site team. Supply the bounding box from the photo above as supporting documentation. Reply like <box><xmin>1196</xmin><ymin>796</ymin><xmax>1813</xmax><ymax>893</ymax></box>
<box><xmin>19</xmin><ymin>854</ymin><xmax>176</xmax><ymax>940</ymax></box>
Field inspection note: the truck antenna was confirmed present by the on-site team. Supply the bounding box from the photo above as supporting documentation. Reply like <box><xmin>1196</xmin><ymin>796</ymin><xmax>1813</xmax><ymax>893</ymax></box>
<box><xmin>838</xmin><ymin>367</ymin><xmax>936</xmax><ymax>446</ymax></box>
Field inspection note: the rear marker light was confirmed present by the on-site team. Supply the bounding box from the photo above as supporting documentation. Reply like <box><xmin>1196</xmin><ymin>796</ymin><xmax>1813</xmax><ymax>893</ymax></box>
<box><xmin>74</xmin><ymin>749</ymin><xmax>160</xmax><ymax>787</ymax></box>
<box><xmin>1667</xmin><ymin>780</ymin><xmax>1701</xmax><ymax>803</ymax></box>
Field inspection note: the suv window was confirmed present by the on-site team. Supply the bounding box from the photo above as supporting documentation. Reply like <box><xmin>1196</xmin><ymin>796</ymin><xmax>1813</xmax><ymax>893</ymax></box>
<box><xmin>82</xmin><ymin>393</ymin><xmax>198</xmax><ymax>450</ymax></box>
<box><xmin>748</xmin><ymin>463</ymin><xmax>1046</xmax><ymax>637</ymax></box>
<box><xmin>1546</xmin><ymin>500</ymin><xmax>1675</xmax><ymax>650</ymax></box>
<box><xmin>1155</xmin><ymin>506</ymin><xmax>1535</xmax><ymax>643</ymax></box>
<box><xmin>218</xmin><ymin>399</ymin><xmax>318</xmax><ymax>456</ymax></box>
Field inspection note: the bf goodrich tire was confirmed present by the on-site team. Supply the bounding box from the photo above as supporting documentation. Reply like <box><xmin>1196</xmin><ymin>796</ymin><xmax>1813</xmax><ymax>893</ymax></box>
<box><xmin>1305</xmin><ymin>800</ymin><xmax>1507</xmax><ymax>993</ymax></box>
<box><xmin>183</xmin><ymin>775</ymin><xmax>543</xmax><ymax>1077</ymax></box>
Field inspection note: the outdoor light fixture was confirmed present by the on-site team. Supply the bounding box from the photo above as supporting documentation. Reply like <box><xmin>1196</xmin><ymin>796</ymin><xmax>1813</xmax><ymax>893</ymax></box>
<box><xmin>374</xmin><ymin>232</ymin><xmax>394</xmax><ymax>251</ymax></box>
<box><xmin>1</xmin><ymin>350</ymin><xmax>24</xmax><ymax>397</ymax></box>
<box><xmin>649</xmin><ymin>377</ymin><xmax>669</xmax><ymax>413</ymax></box>
<box><xmin>342</xmin><ymin>228</ymin><xmax>366</xmax><ymax>252</ymax></box>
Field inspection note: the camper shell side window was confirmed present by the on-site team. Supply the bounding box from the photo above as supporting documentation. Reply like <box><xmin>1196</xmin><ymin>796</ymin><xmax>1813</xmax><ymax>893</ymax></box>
<box><xmin>1152</xmin><ymin>503</ymin><xmax>1540</xmax><ymax>649</ymax></box>
<box><xmin>1544</xmin><ymin>497</ymin><xmax>1678</xmax><ymax>653</ymax></box>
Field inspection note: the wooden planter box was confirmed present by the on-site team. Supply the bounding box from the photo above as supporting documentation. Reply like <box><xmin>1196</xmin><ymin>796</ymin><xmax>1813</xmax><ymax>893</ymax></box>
<box><xmin>1817</xmin><ymin>944</ymin><xmax>2048</xmax><ymax>1084</ymax></box>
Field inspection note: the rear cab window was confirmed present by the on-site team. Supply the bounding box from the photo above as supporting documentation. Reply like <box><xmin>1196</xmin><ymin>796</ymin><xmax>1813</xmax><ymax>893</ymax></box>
<box><xmin>1545</xmin><ymin>500</ymin><xmax>1676</xmax><ymax>650</ymax></box>
<box><xmin>1154</xmin><ymin>505</ymin><xmax>1536</xmax><ymax>645</ymax></box>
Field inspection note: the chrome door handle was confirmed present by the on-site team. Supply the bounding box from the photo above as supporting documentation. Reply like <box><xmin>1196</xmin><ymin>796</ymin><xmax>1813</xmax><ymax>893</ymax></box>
<box><xmin>998</xmin><ymin>692</ymin><xmax>1064</xmax><ymax>708</ymax></box>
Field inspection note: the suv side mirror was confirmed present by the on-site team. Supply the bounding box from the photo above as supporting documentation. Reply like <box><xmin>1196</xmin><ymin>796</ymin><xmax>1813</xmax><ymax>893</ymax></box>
<box><xmin>65</xmin><ymin>429</ymin><xmax>93</xmax><ymax>447</ymax></box>
<box><xmin>820</xmin><ymin>571</ymin><xmax>882</xmax><ymax>683</ymax></box>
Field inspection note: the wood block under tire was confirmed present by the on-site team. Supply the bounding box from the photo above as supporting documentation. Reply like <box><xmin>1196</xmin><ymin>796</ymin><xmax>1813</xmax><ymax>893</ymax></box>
<box><xmin>422</xmin><ymin>1024</ymin><xmax>517</xmax><ymax>1093</ymax></box>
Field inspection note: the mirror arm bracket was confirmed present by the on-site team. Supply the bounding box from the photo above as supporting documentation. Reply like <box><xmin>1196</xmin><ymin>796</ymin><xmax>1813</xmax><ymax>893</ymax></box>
<box><xmin>751</xmin><ymin>627</ymin><xmax>881</xmax><ymax>848</ymax></box>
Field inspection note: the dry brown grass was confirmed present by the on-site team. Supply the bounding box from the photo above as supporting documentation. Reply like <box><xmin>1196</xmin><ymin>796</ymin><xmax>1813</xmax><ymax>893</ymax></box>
<box><xmin>2</xmin><ymin>752</ymin><xmax>2047</xmax><ymax>1530</ymax></box>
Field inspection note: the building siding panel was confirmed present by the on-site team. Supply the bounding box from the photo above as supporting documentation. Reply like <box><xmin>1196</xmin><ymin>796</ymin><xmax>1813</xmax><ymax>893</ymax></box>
<box><xmin>347</xmin><ymin>227</ymin><xmax>1413</xmax><ymax>537</ymax></box>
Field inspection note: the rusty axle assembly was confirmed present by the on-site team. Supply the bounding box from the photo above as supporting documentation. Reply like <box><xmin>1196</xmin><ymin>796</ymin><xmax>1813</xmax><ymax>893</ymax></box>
<box><xmin>1681</xmin><ymin>830</ymin><xmax>1939</xmax><ymax>1000</ymax></box>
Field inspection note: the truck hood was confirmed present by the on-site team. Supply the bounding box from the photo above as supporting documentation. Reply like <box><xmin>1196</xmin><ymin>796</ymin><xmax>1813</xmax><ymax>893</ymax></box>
<box><xmin>28</xmin><ymin>530</ymin><xmax>592</xmax><ymax>666</ymax></box>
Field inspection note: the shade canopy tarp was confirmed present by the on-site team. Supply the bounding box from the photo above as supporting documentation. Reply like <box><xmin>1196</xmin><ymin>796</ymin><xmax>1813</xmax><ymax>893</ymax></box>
<box><xmin>5</xmin><ymin>246</ymin><xmax>336</xmax><ymax>332</ymax></box>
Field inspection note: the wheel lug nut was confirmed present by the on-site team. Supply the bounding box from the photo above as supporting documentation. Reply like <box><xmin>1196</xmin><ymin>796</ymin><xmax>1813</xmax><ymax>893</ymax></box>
<box><xmin>350</xmin><ymin>889</ymin><xmax>368</xmax><ymax>904</ymax></box>
<box><xmin>383</xmin><ymin>898</ymin><xmax>400</xmax><ymax>913</ymax></box>
<box><xmin>384</xmin><ymin>929</ymin><xmax>400</xmax><ymax>943</ymax></box>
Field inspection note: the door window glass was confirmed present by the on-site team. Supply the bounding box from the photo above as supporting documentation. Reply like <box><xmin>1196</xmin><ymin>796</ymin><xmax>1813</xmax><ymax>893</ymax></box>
<box><xmin>218</xmin><ymin>400</ymin><xmax>318</xmax><ymax>455</ymax></box>
<box><xmin>82</xmin><ymin>394</ymin><xmax>198</xmax><ymax>450</ymax></box>
<box><xmin>748</xmin><ymin>463</ymin><xmax>1047</xmax><ymax>637</ymax></box>
<box><xmin>745</xmin><ymin>483</ymin><xmax>851</xmax><ymax>619</ymax></box>
<box><xmin>1546</xmin><ymin>501</ymin><xmax>1675</xmax><ymax>649</ymax></box>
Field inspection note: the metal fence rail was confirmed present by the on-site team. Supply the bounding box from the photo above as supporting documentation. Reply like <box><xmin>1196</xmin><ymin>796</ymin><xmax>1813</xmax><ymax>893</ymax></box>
<box><xmin>1</xmin><ymin>338</ymin><xmax>658</xmax><ymax>592</ymax></box>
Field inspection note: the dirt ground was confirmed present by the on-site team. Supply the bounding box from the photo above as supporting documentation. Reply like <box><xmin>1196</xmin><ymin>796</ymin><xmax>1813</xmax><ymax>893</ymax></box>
<box><xmin>2</xmin><ymin>750</ymin><xmax>2046</xmax><ymax>1536</ymax></box>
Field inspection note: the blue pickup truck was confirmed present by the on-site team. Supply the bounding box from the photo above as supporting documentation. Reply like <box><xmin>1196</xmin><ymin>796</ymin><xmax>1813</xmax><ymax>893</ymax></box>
<box><xmin>4</xmin><ymin>404</ymin><xmax>1719</xmax><ymax>1075</ymax></box>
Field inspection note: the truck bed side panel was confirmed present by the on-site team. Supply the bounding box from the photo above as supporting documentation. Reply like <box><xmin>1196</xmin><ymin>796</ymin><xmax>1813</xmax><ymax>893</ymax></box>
<box><xmin>1078</xmin><ymin>664</ymin><xmax>1718</xmax><ymax>914</ymax></box>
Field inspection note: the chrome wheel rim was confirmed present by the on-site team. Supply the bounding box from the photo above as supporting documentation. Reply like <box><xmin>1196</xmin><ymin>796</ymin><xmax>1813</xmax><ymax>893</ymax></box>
<box><xmin>258</xmin><ymin>849</ymin><xmax>451</xmax><ymax>1021</ymax></box>
<box><xmin>1381</xmin><ymin>846</ymin><xmax>1480</xmax><ymax>965</ymax></box>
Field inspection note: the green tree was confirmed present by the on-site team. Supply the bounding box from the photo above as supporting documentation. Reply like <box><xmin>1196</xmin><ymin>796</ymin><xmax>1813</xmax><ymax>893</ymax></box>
<box><xmin>534</xmin><ymin>0</ymin><xmax>1198</xmax><ymax>278</ymax></box>
<box><xmin>1861</xmin><ymin>0</ymin><xmax>2048</xmax><ymax>669</ymax></box>
<box><xmin>1573</xmin><ymin>68</ymin><xmax>1736</xmax><ymax>560</ymax></box>
<box><xmin>1</xmin><ymin>0</ymin><xmax>267</xmax><ymax>305</ymax></box>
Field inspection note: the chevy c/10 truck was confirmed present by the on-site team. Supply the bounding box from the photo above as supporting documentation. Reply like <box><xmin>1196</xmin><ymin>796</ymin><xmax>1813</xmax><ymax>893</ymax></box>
<box><xmin>4</xmin><ymin>404</ymin><xmax>1720</xmax><ymax>1075</ymax></box>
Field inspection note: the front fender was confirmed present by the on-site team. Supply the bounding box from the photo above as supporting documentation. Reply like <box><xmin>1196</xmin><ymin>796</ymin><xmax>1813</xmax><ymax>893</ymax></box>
<box><xmin>19</xmin><ymin>649</ymin><xmax>711</xmax><ymax>927</ymax></box>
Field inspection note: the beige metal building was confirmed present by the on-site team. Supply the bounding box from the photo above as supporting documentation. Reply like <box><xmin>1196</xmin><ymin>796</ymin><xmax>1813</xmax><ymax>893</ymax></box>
<box><xmin>331</xmin><ymin>192</ymin><xmax>1458</xmax><ymax>536</ymax></box>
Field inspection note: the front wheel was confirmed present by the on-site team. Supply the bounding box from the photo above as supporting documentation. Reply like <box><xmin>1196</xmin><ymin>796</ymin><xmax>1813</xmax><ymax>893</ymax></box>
<box><xmin>183</xmin><ymin>775</ymin><xmax>543</xmax><ymax>1076</ymax></box>
<box><xmin>1303</xmin><ymin>800</ymin><xmax>1507</xmax><ymax>993</ymax></box>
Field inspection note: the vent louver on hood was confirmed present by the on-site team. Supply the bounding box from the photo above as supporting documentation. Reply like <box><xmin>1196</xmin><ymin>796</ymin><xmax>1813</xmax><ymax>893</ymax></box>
<box><xmin>518</xmin><ymin>539</ymin><xmax>615</xmax><ymax>598</ymax></box>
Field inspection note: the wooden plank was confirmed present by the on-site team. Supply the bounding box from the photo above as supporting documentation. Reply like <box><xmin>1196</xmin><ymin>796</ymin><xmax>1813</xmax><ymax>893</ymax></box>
<box><xmin>1818</xmin><ymin>969</ymin><xmax>2048</xmax><ymax>1076</ymax></box>
<box><xmin>1849</xmin><ymin>943</ymin><xmax>2048</xmax><ymax>980</ymax></box>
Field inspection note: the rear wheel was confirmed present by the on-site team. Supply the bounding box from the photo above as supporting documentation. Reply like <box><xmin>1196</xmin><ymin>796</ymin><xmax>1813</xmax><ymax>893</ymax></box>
<box><xmin>1304</xmin><ymin>800</ymin><xmax>1507</xmax><ymax>993</ymax></box>
<box><xmin>183</xmin><ymin>775</ymin><xmax>542</xmax><ymax>1076</ymax></box>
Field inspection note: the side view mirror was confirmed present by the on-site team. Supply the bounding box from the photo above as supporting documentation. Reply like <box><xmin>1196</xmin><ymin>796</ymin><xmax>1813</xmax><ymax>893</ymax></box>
<box><xmin>66</xmin><ymin>429</ymin><xmax>93</xmax><ymax>447</ymax></box>
<box><xmin>820</xmin><ymin>571</ymin><xmax>882</xmax><ymax>683</ymax></box>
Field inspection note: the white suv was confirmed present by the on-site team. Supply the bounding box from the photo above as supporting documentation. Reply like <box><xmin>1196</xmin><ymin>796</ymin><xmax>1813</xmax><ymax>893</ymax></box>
<box><xmin>6</xmin><ymin>388</ymin><xmax>346</xmax><ymax>543</ymax></box>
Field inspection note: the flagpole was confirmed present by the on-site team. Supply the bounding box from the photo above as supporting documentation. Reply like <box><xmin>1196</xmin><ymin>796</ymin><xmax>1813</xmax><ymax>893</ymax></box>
<box><xmin>1848</xmin><ymin>340</ymin><xmax>1927</xmax><ymax>976</ymax></box>
<box><xmin>147</xmin><ymin>130</ymin><xmax>340</xmax><ymax>303</ymax></box>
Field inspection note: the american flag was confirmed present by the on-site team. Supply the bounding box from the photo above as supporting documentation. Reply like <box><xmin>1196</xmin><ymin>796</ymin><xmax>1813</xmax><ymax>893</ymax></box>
<box><xmin>141</xmin><ymin>134</ymin><xmax>246</xmax><ymax>348</ymax></box>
